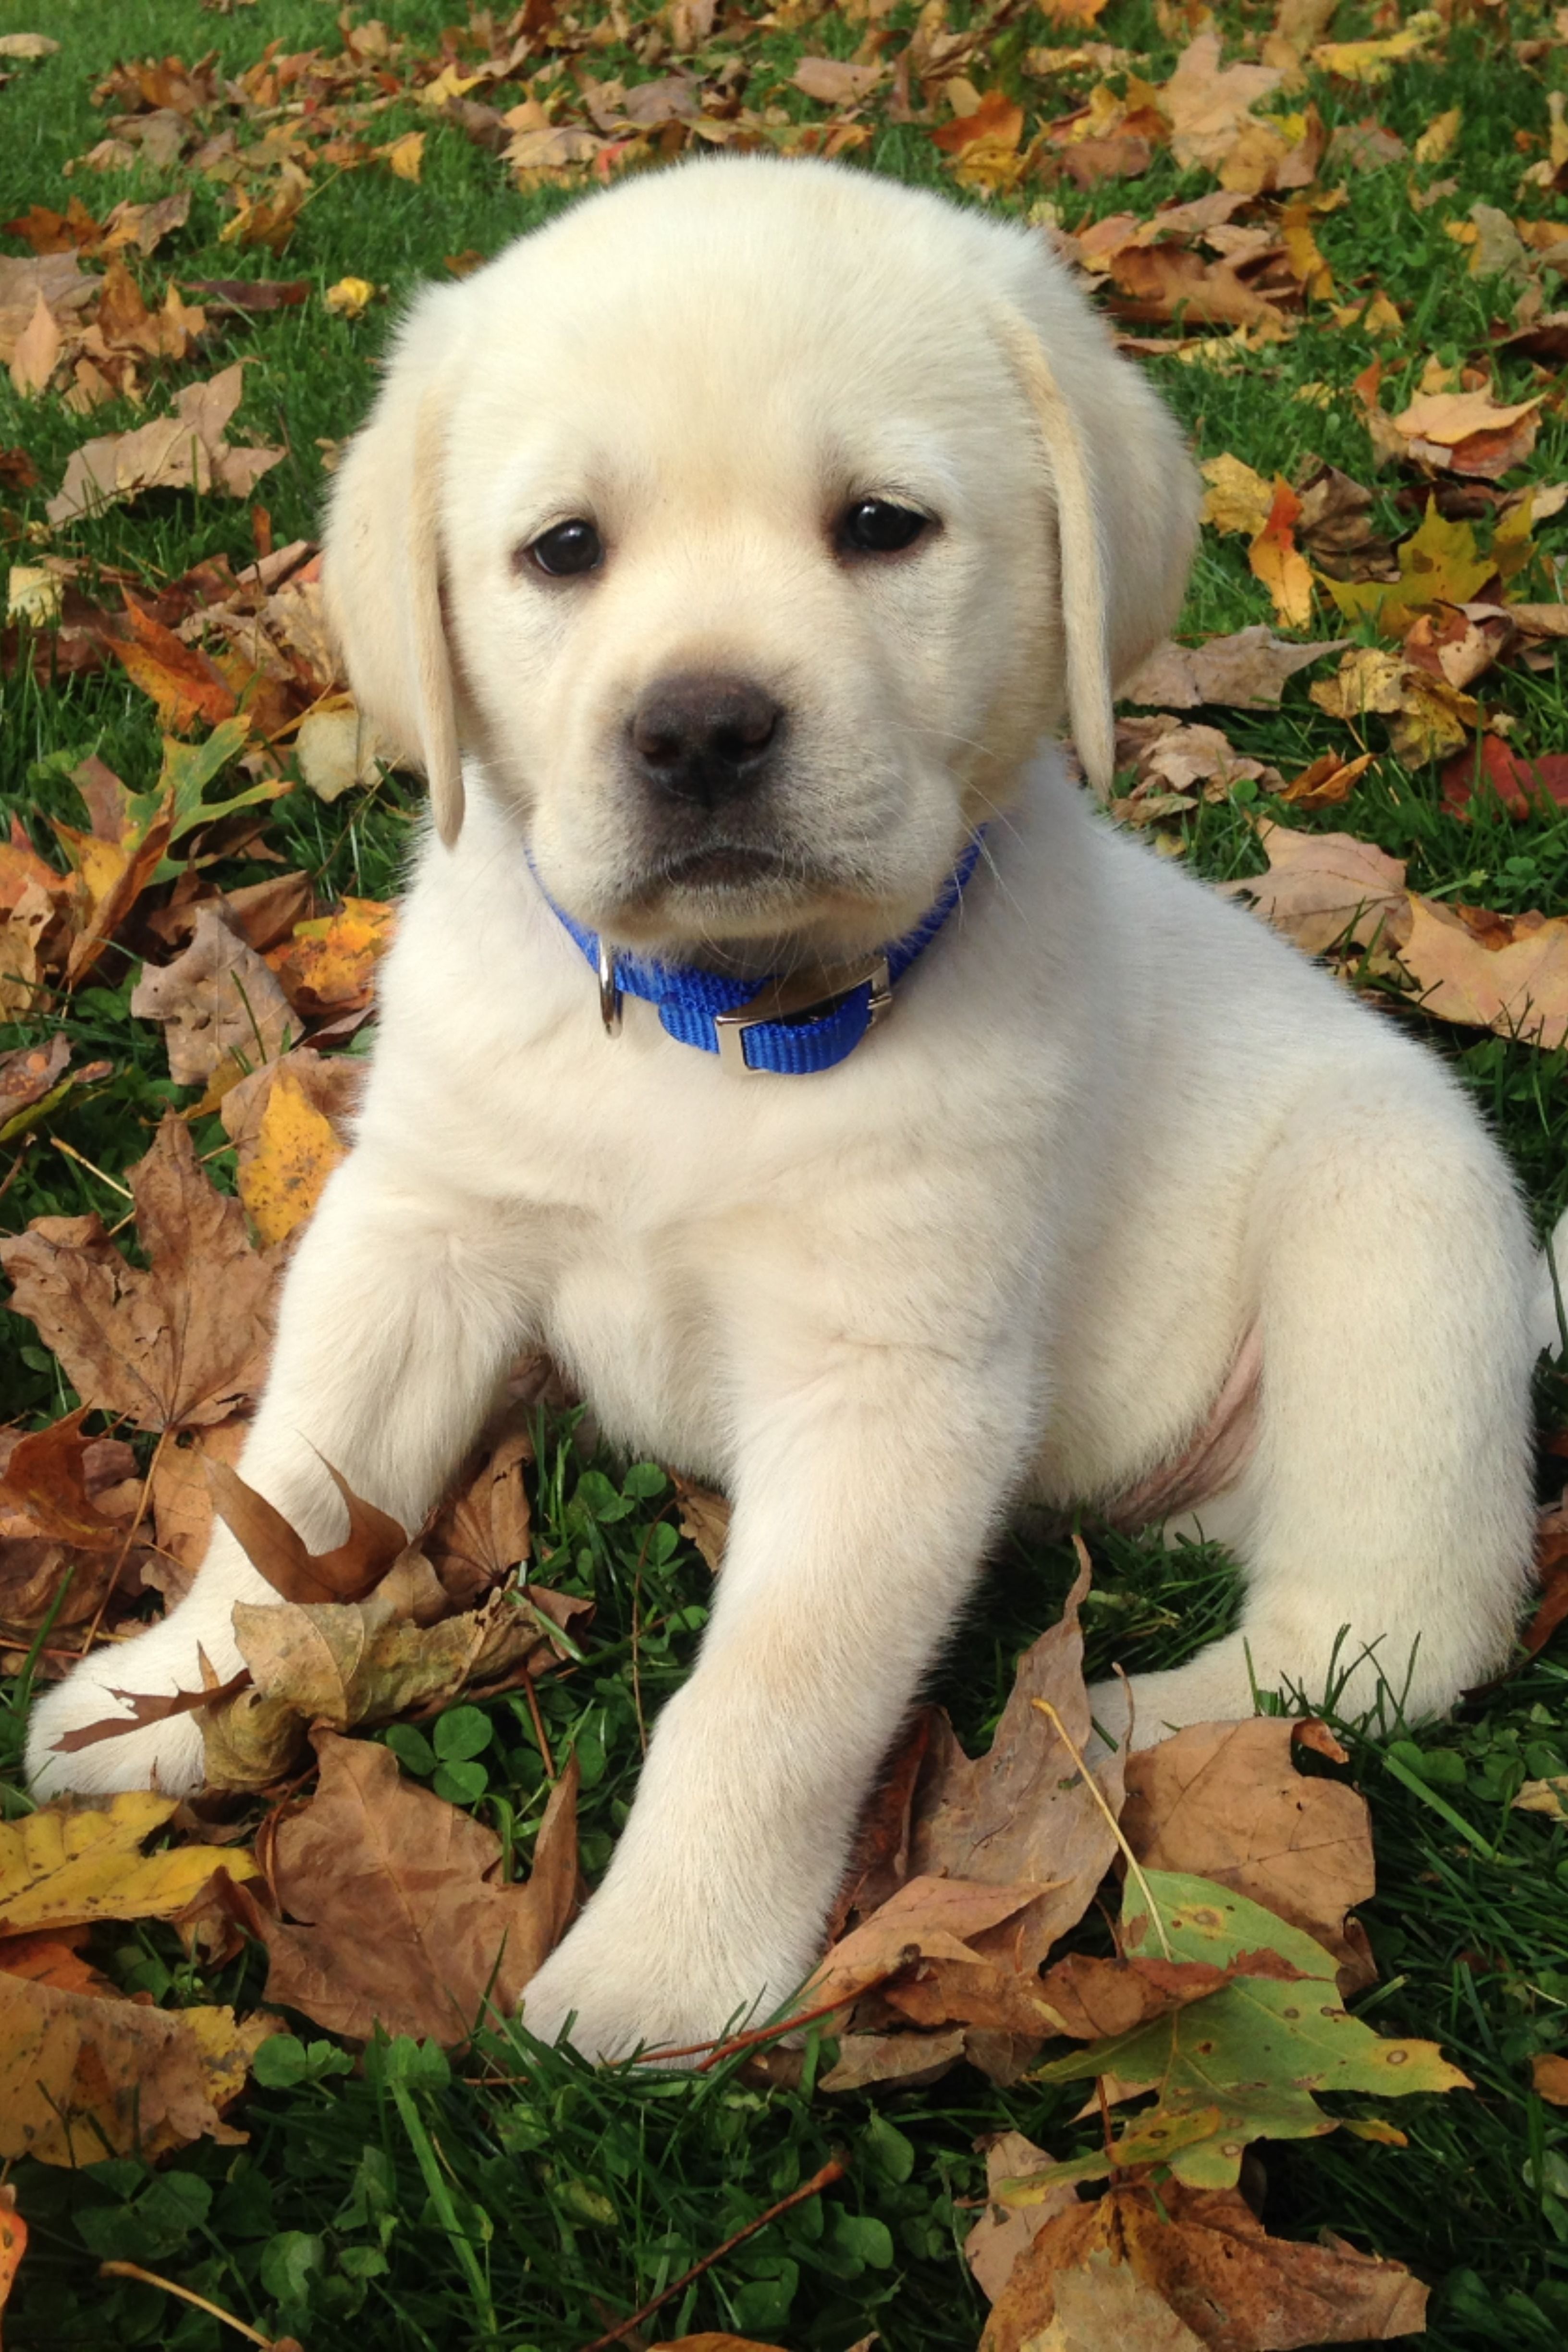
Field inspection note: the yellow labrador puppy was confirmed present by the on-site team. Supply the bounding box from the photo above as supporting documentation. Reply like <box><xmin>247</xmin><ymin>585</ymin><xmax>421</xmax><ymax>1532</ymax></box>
<box><xmin>29</xmin><ymin>158</ymin><xmax>1556</xmax><ymax>2060</ymax></box>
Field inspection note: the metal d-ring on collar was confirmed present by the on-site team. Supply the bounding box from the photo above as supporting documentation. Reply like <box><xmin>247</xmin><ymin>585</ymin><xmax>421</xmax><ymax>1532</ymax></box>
<box><xmin>530</xmin><ymin>831</ymin><xmax>985</xmax><ymax>1076</ymax></box>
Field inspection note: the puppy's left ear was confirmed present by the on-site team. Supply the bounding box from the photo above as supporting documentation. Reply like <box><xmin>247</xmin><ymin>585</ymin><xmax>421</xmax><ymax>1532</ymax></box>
<box><xmin>991</xmin><ymin>261</ymin><xmax>1199</xmax><ymax>800</ymax></box>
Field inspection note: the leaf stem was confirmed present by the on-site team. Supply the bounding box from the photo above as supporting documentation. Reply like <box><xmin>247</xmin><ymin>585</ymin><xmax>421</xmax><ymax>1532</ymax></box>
<box><xmin>1031</xmin><ymin>1695</ymin><xmax>1173</xmax><ymax>1960</ymax></box>
<box><xmin>96</xmin><ymin>2263</ymin><xmax>282</xmax><ymax>2350</ymax></box>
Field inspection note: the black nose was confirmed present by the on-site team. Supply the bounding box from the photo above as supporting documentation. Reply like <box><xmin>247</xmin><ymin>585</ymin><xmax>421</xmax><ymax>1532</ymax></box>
<box><xmin>629</xmin><ymin>674</ymin><xmax>784</xmax><ymax>811</ymax></box>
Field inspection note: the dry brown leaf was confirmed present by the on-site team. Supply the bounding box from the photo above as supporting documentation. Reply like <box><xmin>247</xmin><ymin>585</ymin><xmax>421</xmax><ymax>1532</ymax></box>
<box><xmin>1122</xmin><ymin>1719</ymin><xmax>1376</xmax><ymax>1993</ymax></box>
<box><xmin>1532</xmin><ymin>2052</ymin><xmax>1568</xmax><ymax>2104</ymax></box>
<box><xmin>236</xmin><ymin>1731</ymin><xmax>578</xmax><ymax>2044</ymax></box>
<box><xmin>9</xmin><ymin>288</ymin><xmax>60</xmax><ymax>396</ymax></box>
<box><xmin>0</xmin><ymin>1113</ymin><xmax>276</xmax><ymax>1432</ymax></box>
<box><xmin>47</xmin><ymin>362</ymin><xmax>283</xmax><ymax>524</ymax></box>
<box><xmin>981</xmin><ymin>2178</ymin><xmax>1427</xmax><ymax>2352</ymax></box>
<box><xmin>1400</xmin><ymin>897</ymin><xmax>1568</xmax><ymax>1051</ymax></box>
<box><xmin>208</xmin><ymin>1456</ymin><xmax>407</xmax><ymax>1607</ymax></box>
<box><xmin>807</xmin><ymin>1874</ymin><xmax>1041</xmax><ymax>2015</ymax></box>
<box><xmin>793</xmin><ymin>58</ymin><xmax>882</xmax><ymax>106</ymax></box>
<box><xmin>904</xmin><ymin>1556</ymin><xmax>1124</xmax><ymax>1973</ymax></box>
<box><xmin>1393</xmin><ymin>388</ymin><xmax>1542</xmax><ymax>479</ymax></box>
<box><xmin>967</xmin><ymin>2131</ymin><xmax>1074</xmax><ymax>2304</ymax></box>
<box><xmin>147</xmin><ymin>1417</ymin><xmax>248</xmax><ymax>1599</ymax></box>
<box><xmin>130</xmin><ymin>902</ymin><xmax>298</xmax><ymax>1088</ymax></box>
<box><xmin>1121</xmin><ymin>627</ymin><xmax>1348</xmax><ymax>710</ymax></box>
<box><xmin>817</xmin><ymin>2025</ymin><xmax>968</xmax><ymax>2092</ymax></box>
<box><xmin>424</xmin><ymin>1408</ymin><xmax>535</xmax><ymax>1605</ymax></box>
<box><xmin>1220</xmin><ymin>820</ymin><xmax>1407</xmax><ymax>956</ymax></box>
<box><xmin>1160</xmin><ymin>32</ymin><xmax>1283</xmax><ymax>172</ymax></box>
<box><xmin>672</xmin><ymin>1471</ymin><xmax>731</xmax><ymax>1572</ymax></box>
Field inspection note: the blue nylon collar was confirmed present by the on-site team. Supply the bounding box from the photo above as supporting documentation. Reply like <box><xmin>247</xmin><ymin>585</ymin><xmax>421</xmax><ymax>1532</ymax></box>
<box><xmin>532</xmin><ymin>833</ymin><xmax>984</xmax><ymax>1075</ymax></box>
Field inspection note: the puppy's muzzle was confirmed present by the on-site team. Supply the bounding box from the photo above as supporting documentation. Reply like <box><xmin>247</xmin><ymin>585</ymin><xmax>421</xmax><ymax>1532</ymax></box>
<box><xmin>630</xmin><ymin>672</ymin><xmax>785</xmax><ymax>814</ymax></box>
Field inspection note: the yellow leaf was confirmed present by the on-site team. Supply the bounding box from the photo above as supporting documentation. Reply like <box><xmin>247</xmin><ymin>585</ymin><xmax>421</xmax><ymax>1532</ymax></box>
<box><xmin>324</xmin><ymin>275</ymin><xmax>378</xmax><ymax>319</ymax></box>
<box><xmin>239</xmin><ymin>1065</ymin><xmax>348</xmax><ymax>1248</ymax></box>
<box><xmin>0</xmin><ymin>1971</ymin><xmax>277</xmax><ymax>2166</ymax></box>
<box><xmin>1200</xmin><ymin>452</ymin><xmax>1273</xmax><ymax>537</ymax></box>
<box><xmin>379</xmin><ymin>130</ymin><xmax>426</xmax><ymax>183</ymax></box>
<box><xmin>1311</xmin><ymin>11</ymin><xmax>1440</xmax><ymax>84</ymax></box>
<box><xmin>1413</xmin><ymin>105</ymin><xmax>1460</xmax><ymax>166</ymax></box>
<box><xmin>1281</xmin><ymin>198</ymin><xmax>1333</xmax><ymax>300</ymax></box>
<box><xmin>0</xmin><ymin>1793</ymin><xmax>259</xmax><ymax>1938</ymax></box>
<box><xmin>1248</xmin><ymin>478</ymin><xmax>1314</xmax><ymax>629</ymax></box>
<box><xmin>419</xmin><ymin>63</ymin><xmax>486</xmax><ymax>109</ymax></box>
<box><xmin>1323</xmin><ymin>501</ymin><xmax>1494</xmax><ymax>638</ymax></box>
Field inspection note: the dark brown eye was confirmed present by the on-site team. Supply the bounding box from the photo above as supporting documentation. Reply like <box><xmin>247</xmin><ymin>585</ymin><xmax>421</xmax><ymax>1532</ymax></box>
<box><xmin>526</xmin><ymin>519</ymin><xmax>603</xmax><ymax>577</ymax></box>
<box><xmin>838</xmin><ymin>499</ymin><xmax>931</xmax><ymax>556</ymax></box>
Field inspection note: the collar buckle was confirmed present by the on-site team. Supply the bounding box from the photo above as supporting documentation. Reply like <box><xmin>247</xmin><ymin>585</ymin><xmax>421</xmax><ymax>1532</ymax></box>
<box><xmin>597</xmin><ymin>940</ymin><xmax>623</xmax><ymax>1037</ymax></box>
<box><xmin>713</xmin><ymin>953</ymin><xmax>892</xmax><ymax>1075</ymax></box>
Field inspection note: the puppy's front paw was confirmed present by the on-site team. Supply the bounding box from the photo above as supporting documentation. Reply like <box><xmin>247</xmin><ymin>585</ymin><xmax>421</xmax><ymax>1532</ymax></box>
<box><xmin>522</xmin><ymin>1912</ymin><xmax>792</xmax><ymax>2067</ymax></box>
<box><xmin>25</xmin><ymin>1623</ymin><xmax>220</xmax><ymax>1798</ymax></box>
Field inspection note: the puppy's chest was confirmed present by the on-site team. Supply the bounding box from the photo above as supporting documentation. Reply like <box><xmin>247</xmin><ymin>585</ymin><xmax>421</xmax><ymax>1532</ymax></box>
<box><xmin>541</xmin><ymin>1219</ymin><xmax>729</xmax><ymax>1477</ymax></box>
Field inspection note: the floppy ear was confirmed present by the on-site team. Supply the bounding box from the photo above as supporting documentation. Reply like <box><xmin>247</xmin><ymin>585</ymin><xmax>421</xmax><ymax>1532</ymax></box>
<box><xmin>991</xmin><ymin>264</ymin><xmax>1199</xmax><ymax>800</ymax></box>
<box><xmin>323</xmin><ymin>286</ymin><xmax>467</xmax><ymax>846</ymax></box>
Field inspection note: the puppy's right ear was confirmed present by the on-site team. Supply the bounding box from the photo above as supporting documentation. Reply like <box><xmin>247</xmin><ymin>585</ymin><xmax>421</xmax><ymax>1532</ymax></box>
<box><xmin>323</xmin><ymin>288</ymin><xmax>466</xmax><ymax>846</ymax></box>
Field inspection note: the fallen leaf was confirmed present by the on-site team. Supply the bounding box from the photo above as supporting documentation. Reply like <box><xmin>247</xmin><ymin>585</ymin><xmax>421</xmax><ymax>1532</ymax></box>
<box><xmin>147</xmin><ymin>1417</ymin><xmax>249</xmax><ymax>1598</ymax></box>
<box><xmin>269</xmin><ymin>895</ymin><xmax>395</xmax><ymax>1018</ymax></box>
<box><xmin>323</xmin><ymin>276</ymin><xmax>377</xmax><ymax>319</ymax></box>
<box><xmin>793</xmin><ymin>58</ymin><xmax>882</xmax><ymax>106</ymax></box>
<box><xmin>1200</xmin><ymin>453</ymin><xmax>1273</xmax><ymax>537</ymax></box>
<box><xmin>1309</xmin><ymin>642</ymin><xmax>1479</xmax><ymax>762</ymax></box>
<box><xmin>235</xmin><ymin>1063</ymin><xmax>349</xmax><ymax>1245</ymax></box>
<box><xmin>236</xmin><ymin>1731</ymin><xmax>578</xmax><ymax>2044</ymax></box>
<box><xmin>0</xmin><ymin>1968</ymin><xmax>277</xmax><ymax>2166</ymax></box>
<box><xmin>0</xmin><ymin>1113</ymin><xmax>277</xmax><ymax>1431</ymax></box>
<box><xmin>1249</xmin><ymin>478</ymin><xmax>1314</xmax><ymax>627</ymax></box>
<box><xmin>1279</xmin><ymin>750</ymin><xmax>1376</xmax><ymax>808</ymax></box>
<box><xmin>1027</xmin><ymin>1870</ymin><xmax>1468</xmax><ymax>2191</ymax></box>
<box><xmin>982</xmin><ymin>2176</ymin><xmax>1428</xmax><ymax>2352</ymax></box>
<box><xmin>1121</xmin><ymin>1719</ymin><xmax>1376</xmax><ymax>1991</ymax></box>
<box><xmin>1400</xmin><ymin>897</ymin><xmax>1568</xmax><ymax>1051</ymax></box>
<box><xmin>47</xmin><ymin>362</ymin><xmax>284</xmax><ymax>525</ymax></box>
<box><xmin>966</xmin><ymin>2131</ymin><xmax>1073</xmax><ymax>2303</ymax></box>
<box><xmin>1392</xmin><ymin>388</ymin><xmax>1543</xmax><ymax>480</ymax></box>
<box><xmin>1440</xmin><ymin>734</ymin><xmax>1568</xmax><ymax>821</ymax></box>
<box><xmin>100</xmin><ymin>592</ymin><xmax>239</xmax><ymax>733</ymax></box>
<box><xmin>0</xmin><ymin>1407</ymin><xmax>126</xmax><ymax>1551</ymax></box>
<box><xmin>0</xmin><ymin>1791</ymin><xmax>258</xmax><ymax>1936</ymax></box>
<box><xmin>294</xmin><ymin>694</ymin><xmax>397</xmax><ymax>800</ymax></box>
<box><xmin>1312</xmin><ymin>14</ymin><xmax>1440</xmax><ymax>85</ymax></box>
<box><xmin>0</xmin><ymin>2181</ymin><xmax>24</xmax><ymax>2329</ymax></box>
<box><xmin>1160</xmin><ymin>33</ymin><xmax>1282</xmax><ymax>173</ymax></box>
<box><xmin>904</xmin><ymin>1555</ymin><xmax>1125</xmax><ymax>1974</ymax></box>
<box><xmin>1121</xmin><ymin>627</ymin><xmax>1348</xmax><ymax>710</ymax></box>
<box><xmin>8</xmin><ymin>288</ymin><xmax>60</xmax><ymax>396</ymax></box>
<box><xmin>1514</xmin><ymin>1776</ymin><xmax>1568</xmax><ymax>1821</ymax></box>
<box><xmin>208</xmin><ymin>1456</ymin><xmax>407</xmax><ymax>1607</ymax></box>
<box><xmin>0</xmin><ymin>1031</ymin><xmax>71</xmax><ymax>1126</ymax></box>
<box><xmin>1220</xmin><ymin>820</ymin><xmax>1407</xmax><ymax>956</ymax></box>
<box><xmin>130</xmin><ymin>902</ymin><xmax>298</xmax><ymax>1087</ymax></box>
<box><xmin>1532</xmin><ymin>2052</ymin><xmax>1568</xmax><ymax>2104</ymax></box>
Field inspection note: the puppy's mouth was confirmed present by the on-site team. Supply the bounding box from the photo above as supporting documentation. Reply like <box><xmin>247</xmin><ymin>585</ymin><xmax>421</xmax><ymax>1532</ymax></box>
<box><xmin>647</xmin><ymin>842</ymin><xmax>797</xmax><ymax>893</ymax></box>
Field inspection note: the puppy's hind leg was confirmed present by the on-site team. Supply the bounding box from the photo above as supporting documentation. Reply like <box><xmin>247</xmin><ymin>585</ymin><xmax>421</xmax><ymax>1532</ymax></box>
<box><xmin>1094</xmin><ymin>1054</ymin><xmax>1538</xmax><ymax>1748</ymax></box>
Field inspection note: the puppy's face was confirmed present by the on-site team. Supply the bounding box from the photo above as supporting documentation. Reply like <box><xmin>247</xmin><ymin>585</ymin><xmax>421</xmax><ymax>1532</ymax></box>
<box><xmin>441</xmin><ymin>189</ymin><xmax>1054</xmax><ymax>967</ymax></box>
<box><xmin>326</xmin><ymin>160</ymin><xmax>1197</xmax><ymax>969</ymax></box>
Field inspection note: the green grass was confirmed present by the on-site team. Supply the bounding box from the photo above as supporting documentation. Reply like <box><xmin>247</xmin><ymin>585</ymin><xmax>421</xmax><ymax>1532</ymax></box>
<box><xmin>2</xmin><ymin>1</ymin><xmax>1568</xmax><ymax>2347</ymax></box>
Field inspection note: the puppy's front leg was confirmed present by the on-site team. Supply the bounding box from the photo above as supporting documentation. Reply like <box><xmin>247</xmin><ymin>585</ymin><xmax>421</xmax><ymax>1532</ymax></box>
<box><xmin>27</xmin><ymin>1152</ymin><xmax>526</xmax><ymax>1796</ymax></box>
<box><xmin>524</xmin><ymin>1331</ymin><xmax>1036</xmax><ymax>2060</ymax></box>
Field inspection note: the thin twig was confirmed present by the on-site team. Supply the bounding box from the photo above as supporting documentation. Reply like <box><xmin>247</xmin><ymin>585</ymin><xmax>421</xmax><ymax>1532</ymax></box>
<box><xmin>575</xmin><ymin>2156</ymin><xmax>847</xmax><ymax>2352</ymax></box>
<box><xmin>96</xmin><ymin>2264</ymin><xmax>283</xmax><ymax>2349</ymax></box>
<box><xmin>1031</xmin><ymin>1695</ymin><xmax>1173</xmax><ymax>1961</ymax></box>
<box><xmin>518</xmin><ymin>1661</ymin><xmax>555</xmax><ymax>1781</ymax></box>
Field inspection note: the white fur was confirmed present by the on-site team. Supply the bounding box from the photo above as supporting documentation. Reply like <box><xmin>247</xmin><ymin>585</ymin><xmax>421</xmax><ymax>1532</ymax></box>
<box><xmin>27</xmin><ymin>159</ymin><xmax>1551</xmax><ymax>2062</ymax></box>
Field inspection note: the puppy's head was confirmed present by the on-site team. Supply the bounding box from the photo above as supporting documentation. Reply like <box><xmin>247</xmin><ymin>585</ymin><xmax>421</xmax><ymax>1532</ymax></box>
<box><xmin>324</xmin><ymin>157</ymin><xmax>1196</xmax><ymax>968</ymax></box>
